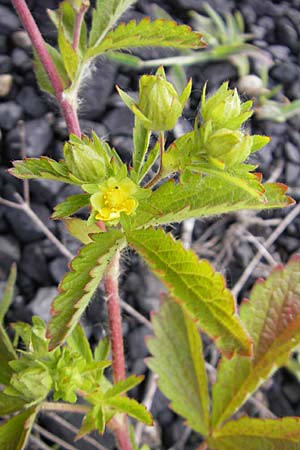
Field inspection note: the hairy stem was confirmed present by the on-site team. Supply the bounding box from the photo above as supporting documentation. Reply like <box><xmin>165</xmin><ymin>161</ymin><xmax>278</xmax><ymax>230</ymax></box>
<box><xmin>11</xmin><ymin>0</ymin><xmax>81</xmax><ymax>137</ymax></box>
<box><xmin>11</xmin><ymin>3</ymin><xmax>131</xmax><ymax>449</ymax></box>
<box><xmin>104</xmin><ymin>251</ymin><xmax>126</xmax><ymax>383</ymax></box>
<box><xmin>104</xmin><ymin>252</ymin><xmax>133</xmax><ymax>450</ymax></box>
<box><xmin>72</xmin><ymin>3</ymin><xmax>89</xmax><ymax>51</ymax></box>
<box><xmin>144</xmin><ymin>131</ymin><xmax>165</xmax><ymax>189</ymax></box>
<box><xmin>40</xmin><ymin>402</ymin><xmax>89</xmax><ymax>414</ymax></box>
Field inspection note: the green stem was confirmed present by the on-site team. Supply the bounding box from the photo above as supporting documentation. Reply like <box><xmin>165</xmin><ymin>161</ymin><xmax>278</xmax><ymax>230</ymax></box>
<box><xmin>144</xmin><ymin>131</ymin><xmax>165</xmax><ymax>189</ymax></box>
<box><xmin>40</xmin><ymin>402</ymin><xmax>89</xmax><ymax>414</ymax></box>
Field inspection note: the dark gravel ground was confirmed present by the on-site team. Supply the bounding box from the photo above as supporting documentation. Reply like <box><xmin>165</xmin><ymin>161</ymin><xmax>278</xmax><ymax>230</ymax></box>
<box><xmin>1</xmin><ymin>0</ymin><xmax>300</xmax><ymax>449</ymax></box>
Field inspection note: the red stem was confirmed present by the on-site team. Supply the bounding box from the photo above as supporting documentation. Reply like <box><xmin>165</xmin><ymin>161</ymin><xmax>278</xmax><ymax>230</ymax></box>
<box><xmin>104</xmin><ymin>252</ymin><xmax>126</xmax><ymax>383</ymax></box>
<box><xmin>72</xmin><ymin>4</ymin><xmax>88</xmax><ymax>51</ymax></box>
<box><xmin>11</xmin><ymin>0</ymin><xmax>81</xmax><ymax>137</ymax></box>
<box><xmin>11</xmin><ymin>2</ymin><xmax>131</xmax><ymax>448</ymax></box>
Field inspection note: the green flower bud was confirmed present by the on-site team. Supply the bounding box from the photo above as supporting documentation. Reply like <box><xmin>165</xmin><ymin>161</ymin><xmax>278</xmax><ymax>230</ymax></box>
<box><xmin>207</xmin><ymin>129</ymin><xmax>253</xmax><ymax>168</ymax></box>
<box><xmin>6</xmin><ymin>365</ymin><xmax>52</xmax><ymax>403</ymax></box>
<box><xmin>64</xmin><ymin>134</ymin><xmax>107</xmax><ymax>184</ymax></box>
<box><xmin>117</xmin><ymin>66</ymin><xmax>192</xmax><ymax>131</ymax></box>
<box><xmin>201</xmin><ymin>82</ymin><xmax>253</xmax><ymax>131</ymax></box>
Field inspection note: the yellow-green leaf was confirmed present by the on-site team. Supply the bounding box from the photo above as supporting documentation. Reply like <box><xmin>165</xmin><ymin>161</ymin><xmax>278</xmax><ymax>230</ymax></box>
<box><xmin>208</xmin><ymin>417</ymin><xmax>300</xmax><ymax>450</ymax></box>
<box><xmin>147</xmin><ymin>295</ymin><xmax>210</xmax><ymax>435</ymax></box>
<box><xmin>47</xmin><ymin>230</ymin><xmax>126</xmax><ymax>349</ymax></box>
<box><xmin>86</xmin><ymin>18</ymin><xmax>205</xmax><ymax>59</ymax></box>
<box><xmin>212</xmin><ymin>256</ymin><xmax>300</xmax><ymax>429</ymax></box>
<box><xmin>127</xmin><ymin>227</ymin><xmax>252</xmax><ymax>357</ymax></box>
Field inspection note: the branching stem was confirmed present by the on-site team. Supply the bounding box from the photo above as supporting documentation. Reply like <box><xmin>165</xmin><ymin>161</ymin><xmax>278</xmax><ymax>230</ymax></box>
<box><xmin>10</xmin><ymin>2</ymin><xmax>132</xmax><ymax>449</ymax></box>
<box><xmin>11</xmin><ymin>0</ymin><xmax>81</xmax><ymax>137</ymax></box>
<box><xmin>72</xmin><ymin>3</ymin><xmax>89</xmax><ymax>51</ymax></box>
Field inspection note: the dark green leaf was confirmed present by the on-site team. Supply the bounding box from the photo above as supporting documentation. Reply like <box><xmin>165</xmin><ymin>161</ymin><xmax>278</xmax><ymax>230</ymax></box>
<box><xmin>0</xmin><ymin>392</ymin><xmax>27</xmax><ymax>416</ymax></box>
<box><xmin>104</xmin><ymin>375</ymin><xmax>144</xmax><ymax>398</ymax></box>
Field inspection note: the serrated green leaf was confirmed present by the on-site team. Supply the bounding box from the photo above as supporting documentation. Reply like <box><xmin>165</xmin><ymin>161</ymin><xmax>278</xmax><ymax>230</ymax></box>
<box><xmin>208</xmin><ymin>417</ymin><xmax>300</xmax><ymax>450</ymax></box>
<box><xmin>0</xmin><ymin>406</ymin><xmax>37</xmax><ymax>450</ymax></box>
<box><xmin>0</xmin><ymin>324</ymin><xmax>16</xmax><ymax>385</ymax></box>
<box><xmin>47</xmin><ymin>230</ymin><xmax>126</xmax><ymax>350</ymax></box>
<box><xmin>147</xmin><ymin>296</ymin><xmax>209</xmax><ymax>435</ymax></box>
<box><xmin>86</xmin><ymin>18</ymin><xmax>205</xmax><ymax>58</ymax></box>
<box><xmin>122</xmin><ymin>176</ymin><xmax>293</xmax><ymax>231</ymax></box>
<box><xmin>67</xmin><ymin>323</ymin><xmax>93</xmax><ymax>363</ymax></box>
<box><xmin>104</xmin><ymin>375</ymin><xmax>144</xmax><ymax>399</ymax></box>
<box><xmin>0</xmin><ymin>392</ymin><xmax>27</xmax><ymax>416</ymax></box>
<box><xmin>63</xmin><ymin>218</ymin><xmax>102</xmax><ymax>244</ymax></box>
<box><xmin>106</xmin><ymin>397</ymin><xmax>153</xmax><ymax>425</ymax></box>
<box><xmin>52</xmin><ymin>194</ymin><xmax>90</xmax><ymax>220</ymax></box>
<box><xmin>77</xmin><ymin>404</ymin><xmax>105</xmax><ymax>439</ymax></box>
<box><xmin>0</xmin><ymin>264</ymin><xmax>16</xmax><ymax>323</ymax></box>
<box><xmin>10</xmin><ymin>157</ymin><xmax>75</xmax><ymax>184</ymax></box>
<box><xmin>189</xmin><ymin>163</ymin><xmax>264</xmax><ymax>199</ymax></box>
<box><xmin>127</xmin><ymin>227</ymin><xmax>252</xmax><ymax>357</ymax></box>
<box><xmin>133</xmin><ymin>118</ymin><xmax>151</xmax><ymax>176</ymax></box>
<box><xmin>33</xmin><ymin>44</ymin><xmax>70</xmax><ymax>95</ymax></box>
<box><xmin>58</xmin><ymin>25</ymin><xmax>79</xmax><ymax>80</ymax></box>
<box><xmin>94</xmin><ymin>336</ymin><xmax>110</xmax><ymax>362</ymax></box>
<box><xmin>89</xmin><ymin>0</ymin><xmax>137</xmax><ymax>48</ymax></box>
<box><xmin>212</xmin><ymin>256</ymin><xmax>300</xmax><ymax>429</ymax></box>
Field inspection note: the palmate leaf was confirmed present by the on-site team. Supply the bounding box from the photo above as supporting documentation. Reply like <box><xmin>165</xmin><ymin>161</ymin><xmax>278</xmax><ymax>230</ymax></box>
<box><xmin>208</xmin><ymin>417</ymin><xmax>300</xmax><ymax>450</ymax></box>
<box><xmin>9</xmin><ymin>157</ymin><xmax>76</xmax><ymax>185</ymax></box>
<box><xmin>89</xmin><ymin>0</ymin><xmax>137</xmax><ymax>48</ymax></box>
<box><xmin>121</xmin><ymin>176</ymin><xmax>293</xmax><ymax>231</ymax></box>
<box><xmin>52</xmin><ymin>194</ymin><xmax>90</xmax><ymax>219</ymax></box>
<box><xmin>47</xmin><ymin>230</ymin><xmax>126</xmax><ymax>350</ymax></box>
<box><xmin>212</xmin><ymin>256</ymin><xmax>300</xmax><ymax>429</ymax></box>
<box><xmin>147</xmin><ymin>296</ymin><xmax>210</xmax><ymax>435</ymax></box>
<box><xmin>63</xmin><ymin>218</ymin><xmax>102</xmax><ymax>244</ymax></box>
<box><xmin>86</xmin><ymin>18</ymin><xmax>206</xmax><ymax>59</ymax></box>
<box><xmin>0</xmin><ymin>406</ymin><xmax>37</xmax><ymax>450</ymax></box>
<box><xmin>126</xmin><ymin>227</ymin><xmax>252</xmax><ymax>357</ymax></box>
<box><xmin>105</xmin><ymin>397</ymin><xmax>153</xmax><ymax>425</ymax></box>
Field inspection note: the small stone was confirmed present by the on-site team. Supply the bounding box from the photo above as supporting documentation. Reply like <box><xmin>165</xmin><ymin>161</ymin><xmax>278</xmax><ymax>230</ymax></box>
<box><xmin>283</xmin><ymin>381</ymin><xmax>300</xmax><ymax>404</ymax></box>
<box><xmin>0</xmin><ymin>234</ymin><xmax>21</xmax><ymax>280</ymax></box>
<box><xmin>20</xmin><ymin>242</ymin><xmax>52</xmax><ymax>284</ymax></box>
<box><xmin>285</xmin><ymin>161</ymin><xmax>300</xmax><ymax>184</ymax></box>
<box><xmin>0</xmin><ymin>6</ymin><xmax>20</xmax><ymax>35</ymax></box>
<box><xmin>11</xmin><ymin>48</ymin><xmax>32</xmax><ymax>72</ymax></box>
<box><xmin>103</xmin><ymin>107</ymin><xmax>134</xmax><ymax>136</ymax></box>
<box><xmin>127</xmin><ymin>325</ymin><xmax>150</xmax><ymax>360</ymax></box>
<box><xmin>275</xmin><ymin>17</ymin><xmax>299</xmax><ymax>54</ymax></box>
<box><xmin>0</xmin><ymin>74</ymin><xmax>13</xmax><ymax>97</ymax></box>
<box><xmin>0</xmin><ymin>101</ymin><xmax>22</xmax><ymax>130</ymax></box>
<box><xmin>30</xmin><ymin>178</ymin><xmax>62</xmax><ymax>204</ymax></box>
<box><xmin>6</xmin><ymin>117</ymin><xmax>53</xmax><ymax>159</ymax></box>
<box><xmin>49</xmin><ymin>256</ymin><xmax>69</xmax><ymax>284</ymax></box>
<box><xmin>3</xmin><ymin>202</ymin><xmax>56</xmax><ymax>243</ymax></box>
<box><xmin>16</xmin><ymin>86</ymin><xmax>47</xmax><ymax>118</ymax></box>
<box><xmin>237</xmin><ymin>74</ymin><xmax>264</xmax><ymax>97</ymax></box>
<box><xmin>0</xmin><ymin>55</ymin><xmax>12</xmax><ymax>74</ymax></box>
<box><xmin>285</xmin><ymin>142</ymin><xmax>300</xmax><ymax>163</ymax></box>
<box><xmin>30</xmin><ymin>287</ymin><xmax>58</xmax><ymax>323</ymax></box>
<box><xmin>11</xmin><ymin>30</ymin><xmax>32</xmax><ymax>48</ymax></box>
<box><xmin>270</xmin><ymin>62</ymin><xmax>300</xmax><ymax>84</ymax></box>
<box><xmin>0</xmin><ymin>36</ymin><xmax>7</xmax><ymax>54</ymax></box>
<box><xmin>79</xmin><ymin>60</ymin><xmax>117</xmax><ymax>120</ymax></box>
<box><xmin>268</xmin><ymin>45</ymin><xmax>291</xmax><ymax>62</ymax></box>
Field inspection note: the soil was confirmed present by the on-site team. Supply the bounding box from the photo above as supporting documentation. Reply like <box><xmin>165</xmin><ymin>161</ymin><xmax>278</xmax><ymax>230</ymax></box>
<box><xmin>1</xmin><ymin>0</ymin><xmax>300</xmax><ymax>449</ymax></box>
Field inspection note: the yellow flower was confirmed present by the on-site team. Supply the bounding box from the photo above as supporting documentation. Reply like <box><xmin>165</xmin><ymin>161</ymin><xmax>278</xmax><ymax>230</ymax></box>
<box><xmin>90</xmin><ymin>177</ymin><xmax>138</xmax><ymax>225</ymax></box>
